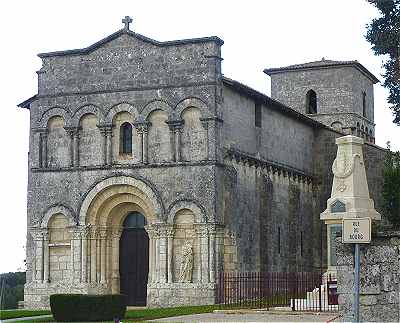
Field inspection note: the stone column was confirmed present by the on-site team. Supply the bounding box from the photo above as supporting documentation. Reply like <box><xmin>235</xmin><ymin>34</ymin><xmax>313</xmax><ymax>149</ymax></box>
<box><xmin>208</xmin><ymin>226</ymin><xmax>216</xmax><ymax>283</ymax></box>
<box><xmin>106</xmin><ymin>128</ymin><xmax>113</xmax><ymax>166</ymax></box>
<box><xmin>166</xmin><ymin>119</ymin><xmax>184</xmax><ymax>162</ymax></box>
<box><xmin>200</xmin><ymin>119</ymin><xmax>209</xmax><ymax>160</ymax></box>
<box><xmin>110</xmin><ymin>228</ymin><xmax>122</xmax><ymax>293</ymax></box>
<box><xmin>72</xmin><ymin>229</ymin><xmax>82</xmax><ymax>282</ymax></box>
<box><xmin>174</xmin><ymin>125</ymin><xmax>183</xmax><ymax>162</ymax></box>
<box><xmin>42</xmin><ymin>231</ymin><xmax>50</xmax><ymax>283</ymax></box>
<box><xmin>90</xmin><ymin>227</ymin><xmax>97</xmax><ymax>283</ymax></box>
<box><xmin>38</xmin><ymin>129</ymin><xmax>48</xmax><ymax>168</ymax></box>
<box><xmin>166</xmin><ymin>227</ymin><xmax>175</xmax><ymax>283</ymax></box>
<box><xmin>81</xmin><ymin>227</ymin><xmax>89</xmax><ymax>283</ymax></box>
<box><xmin>158</xmin><ymin>227</ymin><xmax>168</xmax><ymax>283</ymax></box>
<box><xmin>142</xmin><ymin>123</ymin><xmax>150</xmax><ymax>164</ymax></box>
<box><xmin>167</xmin><ymin>123</ymin><xmax>176</xmax><ymax>162</ymax></box>
<box><xmin>145</xmin><ymin>226</ymin><xmax>156</xmax><ymax>284</ymax></box>
<box><xmin>66</xmin><ymin>127</ymin><xmax>80</xmax><ymax>167</ymax></box>
<box><xmin>196</xmin><ymin>225</ymin><xmax>209</xmax><ymax>283</ymax></box>
<box><xmin>31</xmin><ymin>230</ymin><xmax>45</xmax><ymax>282</ymax></box>
<box><xmin>194</xmin><ymin>226</ymin><xmax>203</xmax><ymax>283</ymax></box>
<box><xmin>99</xmin><ymin>229</ymin><xmax>107</xmax><ymax>284</ymax></box>
<box><xmin>136</xmin><ymin>128</ymin><xmax>144</xmax><ymax>163</ymax></box>
<box><xmin>99</xmin><ymin>127</ymin><xmax>108</xmax><ymax>166</ymax></box>
<box><xmin>155</xmin><ymin>229</ymin><xmax>160</xmax><ymax>283</ymax></box>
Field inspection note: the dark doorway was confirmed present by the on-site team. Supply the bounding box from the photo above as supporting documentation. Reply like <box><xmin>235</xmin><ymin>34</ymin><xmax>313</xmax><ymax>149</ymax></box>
<box><xmin>119</xmin><ymin>211</ymin><xmax>149</xmax><ymax>306</ymax></box>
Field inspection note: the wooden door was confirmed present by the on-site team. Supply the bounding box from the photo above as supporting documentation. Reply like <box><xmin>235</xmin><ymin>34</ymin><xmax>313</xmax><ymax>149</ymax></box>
<box><xmin>119</xmin><ymin>212</ymin><xmax>149</xmax><ymax>306</ymax></box>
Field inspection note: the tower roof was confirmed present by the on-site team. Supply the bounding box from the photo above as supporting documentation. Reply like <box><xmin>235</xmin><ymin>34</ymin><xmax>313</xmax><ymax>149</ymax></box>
<box><xmin>263</xmin><ymin>59</ymin><xmax>379</xmax><ymax>84</ymax></box>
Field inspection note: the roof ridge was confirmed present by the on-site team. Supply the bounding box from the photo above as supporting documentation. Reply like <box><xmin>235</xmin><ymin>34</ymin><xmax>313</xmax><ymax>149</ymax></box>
<box><xmin>38</xmin><ymin>29</ymin><xmax>224</xmax><ymax>58</ymax></box>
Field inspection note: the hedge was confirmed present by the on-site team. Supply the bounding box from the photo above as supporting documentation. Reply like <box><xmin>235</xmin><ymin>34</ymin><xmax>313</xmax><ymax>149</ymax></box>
<box><xmin>50</xmin><ymin>294</ymin><xmax>126</xmax><ymax>322</ymax></box>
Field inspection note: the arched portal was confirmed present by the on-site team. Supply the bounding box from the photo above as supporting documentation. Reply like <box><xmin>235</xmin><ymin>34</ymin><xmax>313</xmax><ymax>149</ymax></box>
<box><xmin>78</xmin><ymin>176</ymin><xmax>164</xmax><ymax>303</ymax></box>
<box><xmin>119</xmin><ymin>211</ymin><xmax>149</xmax><ymax>306</ymax></box>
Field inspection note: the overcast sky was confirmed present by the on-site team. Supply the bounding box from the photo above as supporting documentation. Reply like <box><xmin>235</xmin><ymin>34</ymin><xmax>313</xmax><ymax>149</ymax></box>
<box><xmin>0</xmin><ymin>0</ymin><xmax>399</xmax><ymax>274</ymax></box>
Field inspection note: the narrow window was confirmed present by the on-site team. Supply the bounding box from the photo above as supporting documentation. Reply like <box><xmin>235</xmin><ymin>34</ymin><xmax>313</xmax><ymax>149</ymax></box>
<box><xmin>278</xmin><ymin>227</ymin><xmax>281</xmax><ymax>255</ymax></box>
<box><xmin>306</xmin><ymin>90</ymin><xmax>317</xmax><ymax>114</ymax></box>
<box><xmin>120</xmin><ymin>122</ymin><xmax>132</xmax><ymax>154</ymax></box>
<box><xmin>362</xmin><ymin>92</ymin><xmax>366</xmax><ymax>118</ymax></box>
<box><xmin>255</xmin><ymin>102</ymin><xmax>262</xmax><ymax>128</ymax></box>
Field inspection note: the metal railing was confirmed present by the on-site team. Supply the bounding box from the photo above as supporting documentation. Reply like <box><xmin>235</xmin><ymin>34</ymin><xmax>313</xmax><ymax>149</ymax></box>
<box><xmin>216</xmin><ymin>271</ymin><xmax>338</xmax><ymax>312</ymax></box>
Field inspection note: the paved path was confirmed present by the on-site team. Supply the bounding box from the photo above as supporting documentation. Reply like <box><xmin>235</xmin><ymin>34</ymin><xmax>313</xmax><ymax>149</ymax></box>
<box><xmin>1</xmin><ymin>315</ymin><xmax>52</xmax><ymax>323</ymax></box>
<box><xmin>151</xmin><ymin>312</ymin><xmax>341</xmax><ymax>323</ymax></box>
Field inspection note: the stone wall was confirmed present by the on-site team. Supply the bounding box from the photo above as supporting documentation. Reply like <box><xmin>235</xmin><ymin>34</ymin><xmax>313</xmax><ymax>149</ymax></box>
<box><xmin>336</xmin><ymin>232</ymin><xmax>400</xmax><ymax>322</ymax></box>
<box><xmin>268</xmin><ymin>65</ymin><xmax>375</xmax><ymax>136</ymax></box>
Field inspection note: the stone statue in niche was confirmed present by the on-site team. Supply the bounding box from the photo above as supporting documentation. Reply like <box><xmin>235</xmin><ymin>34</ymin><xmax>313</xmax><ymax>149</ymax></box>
<box><xmin>178</xmin><ymin>241</ymin><xmax>193</xmax><ymax>283</ymax></box>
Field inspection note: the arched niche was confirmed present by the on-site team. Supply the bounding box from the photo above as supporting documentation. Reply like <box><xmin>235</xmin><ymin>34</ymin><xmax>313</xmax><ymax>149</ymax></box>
<box><xmin>79</xmin><ymin>113</ymin><xmax>102</xmax><ymax>166</ymax></box>
<box><xmin>172</xmin><ymin>208</ymin><xmax>197</xmax><ymax>283</ymax></box>
<box><xmin>181</xmin><ymin>107</ymin><xmax>207</xmax><ymax>162</ymax></box>
<box><xmin>47</xmin><ymin>115</ymin><xmax>70</xmax><ymax>168</ymax></box>
<box><xmin>147</xmin><ymin>109</ymin><xmax>171</xmax><ymax>163</ymax></box>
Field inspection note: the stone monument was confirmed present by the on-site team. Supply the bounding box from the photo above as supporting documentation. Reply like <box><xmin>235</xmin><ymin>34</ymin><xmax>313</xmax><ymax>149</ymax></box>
<box><xmin>320</xmin><ymin>135</ymin><xmax>381</xmax><ymax>272</ymax></box>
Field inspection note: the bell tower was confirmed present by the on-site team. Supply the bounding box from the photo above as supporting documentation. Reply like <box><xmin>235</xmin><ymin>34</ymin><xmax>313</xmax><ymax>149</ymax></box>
<box><xmin>264</xmin><ymin>59</ymin><xmax>379</xmax><ymax>143</ymax></box>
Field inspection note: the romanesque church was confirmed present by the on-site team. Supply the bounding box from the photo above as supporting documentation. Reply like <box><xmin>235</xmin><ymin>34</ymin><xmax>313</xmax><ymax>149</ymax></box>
<box><xmin>19</xmin><ymin>17</ymin><xmax>385</xmax><ymax>308</ymax></box>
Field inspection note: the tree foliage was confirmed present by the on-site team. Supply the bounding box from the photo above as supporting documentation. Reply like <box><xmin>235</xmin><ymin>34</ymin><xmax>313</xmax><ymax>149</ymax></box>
<box><xmin>0</xmin><ymin>272</ymin><xmax>25</xmax><ymax>310</ymax></box>
<box><xmin>366</xmin><ymin>0</ymin><xmax>400</xmax><ymax>125</ymax></box>
<box><xmin>382</xmin><ymin>143</ymin><xmax>400</xmax><ymax>227</ymax></box>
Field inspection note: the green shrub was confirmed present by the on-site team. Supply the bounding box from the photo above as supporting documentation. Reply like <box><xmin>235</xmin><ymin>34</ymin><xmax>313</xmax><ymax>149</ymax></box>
<box><xmin>50</xmin><ymin>294</ymin><xmax>126</xmax><ymax>322</ymax></box>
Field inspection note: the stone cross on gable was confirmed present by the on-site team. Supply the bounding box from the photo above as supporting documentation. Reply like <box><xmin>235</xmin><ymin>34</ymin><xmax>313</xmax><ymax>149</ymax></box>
<box><xmin>122</xmin><ymin>16</ymin><xmax>133</xmax><ymax>31</ymax></box>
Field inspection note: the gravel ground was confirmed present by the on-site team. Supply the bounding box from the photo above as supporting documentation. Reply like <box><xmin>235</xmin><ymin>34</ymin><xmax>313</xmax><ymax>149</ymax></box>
<box><xmin>151</xmin><ymin>311</ymin><xmax>342</xmax><ymax>322</ymax></box>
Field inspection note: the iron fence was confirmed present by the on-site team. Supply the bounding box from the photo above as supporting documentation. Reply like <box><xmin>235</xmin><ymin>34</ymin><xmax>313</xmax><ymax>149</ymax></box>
<box><xmin>216</xmin><ymin>271</ymin><xmax>338</xmax><ymax>312</ymax></box>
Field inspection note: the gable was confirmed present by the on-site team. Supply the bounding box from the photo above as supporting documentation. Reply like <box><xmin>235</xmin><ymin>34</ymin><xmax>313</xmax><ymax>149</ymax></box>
<box><xmin>37</xmin><ymin>30</ymin><xmax>223</xmax><ymax>96</ymax></box>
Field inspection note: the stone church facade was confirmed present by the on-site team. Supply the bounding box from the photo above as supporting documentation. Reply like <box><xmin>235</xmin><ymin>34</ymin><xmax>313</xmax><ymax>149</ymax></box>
<box><xmin>19</xmin><ymin>18</ymin><xmax>386</xmax><ymax>308</ymax></box>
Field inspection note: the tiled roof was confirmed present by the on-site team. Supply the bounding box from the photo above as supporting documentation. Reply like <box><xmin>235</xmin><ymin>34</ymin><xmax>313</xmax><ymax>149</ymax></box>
<box><xmin>264</xmin><ymin>59</ymin><xmax>379</xmax><ymax>83</ymax></box>
<box><xmin>222</xmin><ymin>76</ymin><xmax>326</xmax><ymax>128</ymax></box>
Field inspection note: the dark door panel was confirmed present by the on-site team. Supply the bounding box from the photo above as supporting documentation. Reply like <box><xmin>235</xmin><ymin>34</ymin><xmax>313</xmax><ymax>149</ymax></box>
<box><xmin>120</xmin><ymin>227</ymin><xmax>149</xmax><ymax>306</ymax></box>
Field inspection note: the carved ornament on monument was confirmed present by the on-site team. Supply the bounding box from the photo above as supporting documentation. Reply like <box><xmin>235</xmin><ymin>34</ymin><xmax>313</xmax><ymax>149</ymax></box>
<box><xmin>321</xmin><ymin>135</ymin><xmax>381</xmax><ymax>222</ymax></box>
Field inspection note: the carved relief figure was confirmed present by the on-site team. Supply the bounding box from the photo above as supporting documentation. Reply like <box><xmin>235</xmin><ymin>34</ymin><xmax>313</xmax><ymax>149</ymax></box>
<box><xmin>178</xmin><ymin>241</ymin><xmax>193</xmax><ymax>283</ymax></box>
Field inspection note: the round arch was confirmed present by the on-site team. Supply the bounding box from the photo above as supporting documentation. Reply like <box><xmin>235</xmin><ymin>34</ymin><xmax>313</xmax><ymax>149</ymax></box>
<box><xmin>41</xmin><ymin>204</ymin><xmax>76</xmax><ymax>228</ymax></box>
<box><xmin>175</xmin><ymin>97</ymin><xmax>211</xmax><ymax>118</ymax></box>
<box><xmin>105</xmin><ymin>102</ymin><xmax>138</xmax><ymax>124</ymax></box>
<box><xmin>71</xmin><ymin>104</ymin><xmax>105</xmax><ymax>127</ymax></box>
<box><xmin>140</xmin><ymin>99</ymin><xmax>173</xmax><ymax>120</ymax></box>
<box><xmin>79</xmin><ymin>176</ymin><xmax>165</xmax><ymax>225</ymax></box>
<box><xmin>38</xmin><ymin>107</ymin><xmax>71</xmax><ymax>128</ymax></box>
<box><xmin>167</xmin><ymin>199</ymin><xmax>208</xmax><ymax>224</ymax></box>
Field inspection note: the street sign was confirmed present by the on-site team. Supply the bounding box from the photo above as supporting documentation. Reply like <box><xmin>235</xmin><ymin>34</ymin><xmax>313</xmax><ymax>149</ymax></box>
<box><xmin>342</xmin><ymin>218</ymin><xmax>371</xmax><ymax>244</ymax></box>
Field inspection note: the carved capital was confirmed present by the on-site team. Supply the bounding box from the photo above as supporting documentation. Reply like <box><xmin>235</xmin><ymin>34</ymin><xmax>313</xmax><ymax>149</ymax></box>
<box><xmin>98</xmin><ymin>124</ymin><xmax>113</xmax><ymax>136</ymax></box>
<box><xmin>30</xmin><ymin>228</ymin><xmax>48</xmax><ymax>241</ymax></box>
<box><xmin>166</xmin><ymin>119</ymin><xmax>184</xmax><ymax>132</ymax></box>
<box><xmin>110</xmin><ymin>227</ymin><xmax>123</xmax><ymax>239</ymax></box>
<box><xmin>64</xmin><ymin>126</ymin><xmax>80</xmax><ymax>138</ymax></box>
<box><xmin>133</xmin><ymin>121</ymin><xmax>151</xmax><ymax>134</ymax></box>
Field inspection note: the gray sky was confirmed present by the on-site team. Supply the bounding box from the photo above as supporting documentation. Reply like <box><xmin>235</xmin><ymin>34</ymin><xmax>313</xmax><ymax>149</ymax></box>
<box><xmin>0</xmin><ymin>0</ymin><xmax>399</xmax><ymax>273</ymax></box>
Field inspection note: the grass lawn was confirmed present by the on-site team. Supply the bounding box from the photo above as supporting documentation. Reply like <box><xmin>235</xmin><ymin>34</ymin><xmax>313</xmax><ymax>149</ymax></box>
<box><xmin>0</xmin><ymin>310</ymin><xmax>51</xmax><ymax>320</ymax></box>
<box><xmin>6</xmin><ymin>304</ymin><xmax>223</xmax><ymax>322</ymax></box>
